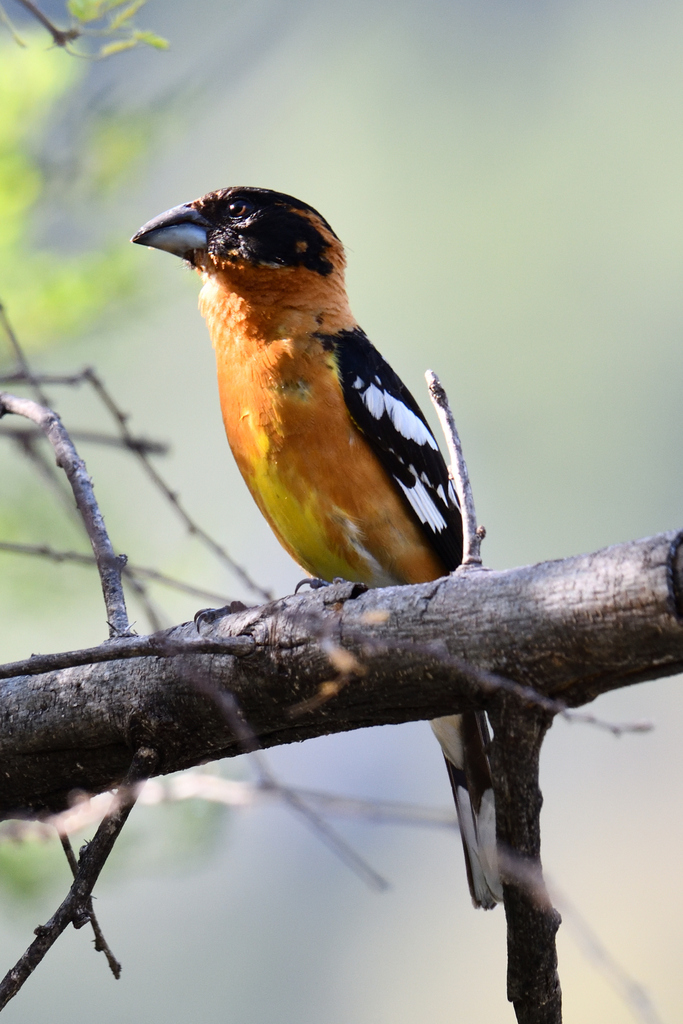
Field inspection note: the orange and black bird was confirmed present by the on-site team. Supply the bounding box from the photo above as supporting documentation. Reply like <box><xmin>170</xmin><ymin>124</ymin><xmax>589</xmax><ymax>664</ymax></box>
<box><xmin>132</xmin><ymin>187</ymin><xmax>502</xmax><ymax>909</ymax></box>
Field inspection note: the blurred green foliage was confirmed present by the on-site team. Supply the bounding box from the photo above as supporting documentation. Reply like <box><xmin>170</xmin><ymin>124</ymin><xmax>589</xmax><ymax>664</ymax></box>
<box><xmin>0</xmin><ymin>783</ymin><xmax>228</xmax><ymax>908</ymax></box>
<box><xmin>1</xmin><ymin>0</ymin><xmax>167</xmax><ymax>58</ymax></box>
<box><xmin>0</xmin><ymin>35</ymin><xmax>140</xmax><ymax>350</ymax></box>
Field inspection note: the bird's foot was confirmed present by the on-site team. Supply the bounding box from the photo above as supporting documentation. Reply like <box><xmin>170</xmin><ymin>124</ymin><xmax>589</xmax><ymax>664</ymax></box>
<box><xmin>294</xmin><ymin>577</ymin><xmax>333</xmax><ymax>594</ymax></box>
<box><xmin>194</xmin><ymin>600</ymin><xmax>251</xmax><ymax>633</ymax></box>
<box><xmin>294</xmin><ymin>576</ymin><xmax>358</xmax><ymax>594</ymax></box>
<box><xmin>294</xmin><ymin>577</ymin><xmax>368</xmax><ymax>601</ymax></box>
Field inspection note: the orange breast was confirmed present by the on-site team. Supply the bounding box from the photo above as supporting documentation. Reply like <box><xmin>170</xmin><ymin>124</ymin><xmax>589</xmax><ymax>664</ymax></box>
<box><xmin>198</xmin><ymin>261</ymin><xmax>446</xmax><ymax>587</ymax></box>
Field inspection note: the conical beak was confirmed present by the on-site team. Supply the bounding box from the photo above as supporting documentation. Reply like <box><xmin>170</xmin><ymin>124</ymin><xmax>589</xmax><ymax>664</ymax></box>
<box><xmin>131</xmin><ymin>203</ymin><xmax>211</xmax><ymax>259</ymax></box>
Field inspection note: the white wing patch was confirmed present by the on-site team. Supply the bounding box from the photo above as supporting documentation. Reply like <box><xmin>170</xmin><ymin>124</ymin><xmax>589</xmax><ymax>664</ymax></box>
<box><xmin>361</xmin><ymin>386</ymin><xmax>439</xmax><ymax>449</ymax></box>
<box><xmin>396</xmin><ymin>467</ymin><xmax>447</xmax><ymax>533</ymax></box>
<box><xmin>362</xmin><ymin>383</ymin><xmax>385</xmax><ymax>419</ymax></box>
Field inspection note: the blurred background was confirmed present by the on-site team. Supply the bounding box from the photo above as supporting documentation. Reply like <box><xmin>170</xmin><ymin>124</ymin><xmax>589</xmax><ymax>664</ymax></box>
<box><xmin>1</xmin><ymin>0</ymin><xmax>682</xmax><ymax>1021</ymax></box>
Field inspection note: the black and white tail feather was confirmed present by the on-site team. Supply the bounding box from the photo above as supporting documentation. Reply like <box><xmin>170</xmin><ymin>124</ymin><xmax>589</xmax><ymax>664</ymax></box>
<box><xmin>431</xmin><ymin>714</ymin><xmax>503</xmax><ymax>909</ymax></box>
<box><xmin>322</xmin><ymin>326</ymin><xmax>502</xmax><ymax>910</ymax></box>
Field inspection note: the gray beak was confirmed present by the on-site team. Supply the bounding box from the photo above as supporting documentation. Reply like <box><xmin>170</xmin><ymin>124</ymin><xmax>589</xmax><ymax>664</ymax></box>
<box><xmin>131</xmin><ymin>203</ymin><xmax>211</xmax><ymax>258</ymax></box>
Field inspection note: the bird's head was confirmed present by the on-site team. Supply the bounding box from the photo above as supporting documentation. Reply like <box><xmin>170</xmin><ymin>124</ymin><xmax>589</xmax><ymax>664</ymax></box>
<box><xmin>131</xmin><ymin>186</ymin><xmax>343</xmax><ymax>278</ymax></box>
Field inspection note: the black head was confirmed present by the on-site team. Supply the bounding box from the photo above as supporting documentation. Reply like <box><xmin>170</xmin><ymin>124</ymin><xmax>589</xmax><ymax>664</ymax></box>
<box><xmin>131</xmin><ymin>186</ymin><xmax>340</xmax><ymax>276</ymax></box>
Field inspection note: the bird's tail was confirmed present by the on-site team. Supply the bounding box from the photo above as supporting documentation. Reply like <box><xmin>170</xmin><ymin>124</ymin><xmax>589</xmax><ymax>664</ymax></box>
<box><xmin>431</xmin><ymin>712</ymin><xmax>503</xmax><ymax>910</ymax></box>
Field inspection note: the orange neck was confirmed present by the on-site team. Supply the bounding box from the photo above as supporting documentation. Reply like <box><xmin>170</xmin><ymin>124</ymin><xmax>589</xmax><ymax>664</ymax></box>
<box><xmin>195</xmin><ymin>244</ymin><xmax>355</xmax><ymax>348</ymax></box>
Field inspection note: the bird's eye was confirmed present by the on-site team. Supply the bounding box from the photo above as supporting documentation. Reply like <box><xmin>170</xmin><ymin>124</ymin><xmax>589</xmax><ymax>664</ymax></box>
<box><xmin>227</xmin><ymin>199</ymin><xmax>254</xmax><ymax>219</ymax></box>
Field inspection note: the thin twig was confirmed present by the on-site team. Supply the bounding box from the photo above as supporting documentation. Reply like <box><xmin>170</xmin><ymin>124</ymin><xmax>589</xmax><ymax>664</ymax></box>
<box><xmin>1</xmin><ymin>363</ymin><xmax>272</xmax><ymax>601</ymax></box>
<box><xmin>1</xmin><ymin>774</ymin><xmax>458</xmax><ymax>841</ymax></box>
<box><xmin>9</xmin><ymin>431</ymin><xmax>76</xmax><ymax>516</ymax></box>
<box><xmin>0</xmin><ymin>541</ymin><xmax>236</xmax><ymax>605</ymax></box>
<box><xmin>0</xmin><ymin>392</ymin><xmax>130</xmax><ymax>637</ymax></box>
<box><xmin>0</xmin><ymin>424</ymin><xmax>169</xmax><ymax>456</ymax></box>
<box><xmin>0</xmin><ymin>302</ymin><xmax>51</xmax><ymax>406</ymax></box>
<box><xmin>7</xmin><ymin>434</ymin><xmax>165</xmax><ymax>632</ymax></box>
<box><xmin>0</xmin><ymin>746</ymin><xmax>157</xmax><ymax>1011</ymax></box>
<box><xmin>0</xmin><ymin>3</ymin><xmax>26</xmax><ymax>45</ymax></box>
<box><xmin>0</xmin><ymin>630</ymin><xmax>255</xmax><ymax>681</ymax></box>
<box><xmin>57</xmin><ymin>833</ymin><xmax>121</xmax><ymax>979</ymax></box>
<box><xmin>9</xmin><ymin>0</ymin><xmax>79</xmax><ymax>46</ymax></box>
<box><xmin>81</xmin><ymin>368</ymin><xmax>273</xmax><ymax>602</ymax></box>
<box><xmin>193</xmin><ymin>683</ymin><xmax>390</xmax><ymax>891</ymax></box>
<box><xmin>0</xmin><ymin>312</ymin><xmax>167</xmax><ymax>633</ymax></box>
<box><xmin>425</xmin><ymin>370</ymin><xmax>483</xmax><ymax>566</ymax></box>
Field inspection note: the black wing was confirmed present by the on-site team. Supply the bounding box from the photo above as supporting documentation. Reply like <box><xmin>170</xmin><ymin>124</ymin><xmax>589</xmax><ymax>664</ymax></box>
<box><xmin>319</xmin><ymin>327</ymin><xmax>463</xmax><ymax>571</ymax></box>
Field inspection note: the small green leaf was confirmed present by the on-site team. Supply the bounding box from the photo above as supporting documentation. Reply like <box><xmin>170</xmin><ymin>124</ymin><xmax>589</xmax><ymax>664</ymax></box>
<box><xmin>67</xmin><ymin>0</ymin><xmax>104</xmax><ymax>24</ymax></box>
<box><xmin>108</xmin><ymin>0</ymin><xmax>148</xmax><ymax>31</ymax></box>
<box><xmin>132</xmin><ymin>29</ymin><xmax>168</xmax><ymax>50</ymax></box>
<box><xmin>98</xmin><ymin>36</ymin><xmax>138</xmax><ymax>57</ymax></box>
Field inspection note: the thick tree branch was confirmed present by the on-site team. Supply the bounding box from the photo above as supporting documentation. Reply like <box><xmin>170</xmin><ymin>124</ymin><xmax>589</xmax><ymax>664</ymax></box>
<box><xmin>2</xmin><ymin>531</ymin><xmax>682</xmax><ymax>817</ymax></box>
<box><xmin>489</xmin><ymin>703</ymin><xmax>561</xmax><ymax>1024</ymax></box>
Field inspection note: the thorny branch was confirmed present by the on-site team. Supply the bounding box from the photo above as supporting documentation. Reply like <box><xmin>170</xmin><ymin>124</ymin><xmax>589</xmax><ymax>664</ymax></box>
<box><xmin>0</xmin><ymin>747</ymin><xmax>157</xmax><ymax>1011</ymax></box>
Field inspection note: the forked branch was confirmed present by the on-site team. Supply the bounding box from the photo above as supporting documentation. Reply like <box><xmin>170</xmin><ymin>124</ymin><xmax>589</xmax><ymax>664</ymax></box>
<box><xmin>0</xmin><ymin>747</ymin><xmax>157</xmax><ymax>1011</ymax></box>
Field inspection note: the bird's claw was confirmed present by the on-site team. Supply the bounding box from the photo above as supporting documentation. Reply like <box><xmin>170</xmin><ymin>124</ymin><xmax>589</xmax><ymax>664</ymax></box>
<box><xmin>194</xmin><ymin>600</ymin><xmax>250</xmax><ymax>633</ymax></box>
<box><xmin>294</xmin><ymin>577</ymin><xmax>332</xmax><ymax>594</ymax></box>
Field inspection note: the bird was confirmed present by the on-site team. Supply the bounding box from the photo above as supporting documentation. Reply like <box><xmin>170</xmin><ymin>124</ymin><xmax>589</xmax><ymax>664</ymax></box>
<box><xmin>131</xmin><ymin>186</ymin><xmax>502</xmax><ymax>909</ymax></box>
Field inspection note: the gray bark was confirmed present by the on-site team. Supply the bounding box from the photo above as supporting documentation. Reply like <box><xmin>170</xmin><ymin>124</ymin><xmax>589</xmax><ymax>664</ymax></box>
<box><xmin>2</xmin><ymin>530</ymin><xmax>682</xmax><ymax>816</ymax></box>
<box><xmin>2</xmin><ymin>529</ymin><xmax>682</xmax><ymax>1024</ymax></box>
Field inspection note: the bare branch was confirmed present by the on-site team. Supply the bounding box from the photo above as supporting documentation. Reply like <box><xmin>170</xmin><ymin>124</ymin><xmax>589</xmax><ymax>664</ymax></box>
<box><xmin>79</xmin><ymin>367</ymin><xmax>274</xmax><ymax>602</ymax></box>
<box><xmin>0</xmin><ymin>392</ymin><xmax>130</xmax><ymax>637</ymax></box>
<box><xmin>0</xmin><ymin>541</ymin><xmax>236</xmax><ymax>605</ymax></box>
<box><xmin>0</xmin><ymin>747</ymin><xmax>157</xmax><ymax>1012</ymax></box>
<box><xmin>1</xmin><ymin>363</ymin><xmax>271</xmax><ymax>600</ymax></box>
<box><xmin>426</xmin><ymin>369</ymin><xmax>483</xmax><ymax>566</ymax></box>
<box><xmin>8</xmin><ymin>0</ymin><xmax>79</xmax><ymax>46</ymax></box>
<box><xmin>0</xmin><ymin>628</ymin><xmax>255</xmax><ymax>681</ymax></box>
<box><xmin>57</xmin><ymin>832</ymin><xmax>121</xmax><ymax>980</ymax></box>
<box><xmin>2</xmin><ymin>532</ymin><xmax>682</xmax><ymax>818</ymax></box>
<box><xmin>0</xmin><ymin>423</ymin><xmax>169</xmax><ymax>456</ymax></box>
<box><xmin>0</xmin><ymin>301</ymin><xmax>51</xmax><ymax>406</ymax></box>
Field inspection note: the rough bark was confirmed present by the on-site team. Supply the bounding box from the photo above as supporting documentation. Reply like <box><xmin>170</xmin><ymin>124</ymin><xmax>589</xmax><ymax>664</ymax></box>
<box><xmin>2</xmin><ymin>529</ymin><xmax>683</xmax><ymax>1024</ymax></box>
<box><xmin>489</xmin><ymin>703</ymin><xmax>561</xmax><ymax>1024</ymax></box>
<box><xmin>2</xmin><ymin>530</ymin><xmax>682</xmax><ymax>817</ymax></box>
